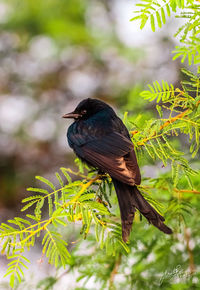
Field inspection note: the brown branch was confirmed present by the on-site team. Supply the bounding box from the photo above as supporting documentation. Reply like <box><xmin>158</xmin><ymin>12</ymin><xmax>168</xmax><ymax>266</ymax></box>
<box><xmin>174</xmin><ymin>189</ymin><xmax>200</xmax><ymax>195</ymax></box>
<box><xmin>130</xmin><ymin>110</ymin><xmax>188</xmax><ymax>138</ymax></box>
<box><xmin>184</xmin><ymin>227</ymin><xmax>196</xmax><ymax>274</ymax></box>
<box><xmin>109</xmin><ymin>254</ymin><xmax>122</xmax><ymax>288</ymax></box>
<box><xmin>140</xmin><ymin>185</ymin><xmax>200</xmax><ymax>195</ymax></box>
<box><xmin>130</xmin><ymin>100</ymin><xmax>200</xmax><ymax>146</ymax></box>
<box><xmin>160</xmin><ymin>110</ymin><xmax>189</xmax><ymax>131</ymax></box>
<box><xmin>134</xmin><ymin>110</ymin><xmax>189</xmax><ymax>146</ymax></box>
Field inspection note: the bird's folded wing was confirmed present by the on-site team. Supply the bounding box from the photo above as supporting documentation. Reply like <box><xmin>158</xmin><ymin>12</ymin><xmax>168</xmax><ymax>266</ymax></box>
<box><xmin>74</xmin><ymin>132</ymin><xmax>141</xmax><ymax>185</ymax></box>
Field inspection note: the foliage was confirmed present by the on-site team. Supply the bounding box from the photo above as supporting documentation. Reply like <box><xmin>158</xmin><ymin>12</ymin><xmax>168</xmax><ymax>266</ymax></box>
<box><xmin>4</xmin><ymin>0</ymin><xmax>90</xmax><ymax>44</ymax></box>
<box><xmin>131</xmin><ymin>0</ymin><xmax>200</xmax><ymax>66</ymax></box>
<box><xmin>0</xmin><ymin>166</ymin><xmax>131</xmax><ymax>288</ymax></box>
<box><xmin>131</xmin><ymin>0</ymin><xmax>184</xmax><ymax>31</ymax></box>
<box><xmin>0</xmin><ymin>0</ymin><xmax>200</xmax><ymax>289</ymax></box>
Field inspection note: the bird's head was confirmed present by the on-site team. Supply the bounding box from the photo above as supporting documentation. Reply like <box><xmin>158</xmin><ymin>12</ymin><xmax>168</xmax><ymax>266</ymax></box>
<box><xmin>62</xmin><ymin>98</ymin><xmax>114</xmax><ymax>120</ymax></box>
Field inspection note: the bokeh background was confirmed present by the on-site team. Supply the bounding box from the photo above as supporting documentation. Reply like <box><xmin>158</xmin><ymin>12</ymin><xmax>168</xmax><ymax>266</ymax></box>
<box><xmin>0</xmin><ymin>0</ymin><xmax>185</xmax><ymax>288</ymax></box>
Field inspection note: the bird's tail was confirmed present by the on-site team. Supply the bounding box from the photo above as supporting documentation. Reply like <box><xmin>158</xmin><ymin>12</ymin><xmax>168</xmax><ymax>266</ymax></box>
<box><xmin>112</xmin><ymin>178</ymin><xmax>172</xmax><ymax>242</ymax></box>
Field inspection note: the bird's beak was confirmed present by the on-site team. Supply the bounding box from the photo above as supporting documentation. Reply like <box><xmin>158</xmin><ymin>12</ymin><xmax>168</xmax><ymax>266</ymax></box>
<box><xmin>62</xmin><ymin>112</ymin><xmax>81</xmax><ymax>119</ymax></box>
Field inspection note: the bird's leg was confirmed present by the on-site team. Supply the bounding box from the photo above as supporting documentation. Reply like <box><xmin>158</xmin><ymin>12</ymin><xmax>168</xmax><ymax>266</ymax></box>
<box><xmin>94</xmin><ymin>170</ymin><xmax>108</xmax><ymax>204</ymax></box>
<box><xmin>97</xmin><ymin>170</ymin><xmax>107</xmax><ymax>180</ymax></box>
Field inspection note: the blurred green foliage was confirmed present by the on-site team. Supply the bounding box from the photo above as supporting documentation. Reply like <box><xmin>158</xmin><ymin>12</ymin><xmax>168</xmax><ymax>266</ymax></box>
<box><xmin>5</xmin><ymin>0</ymin><xmax>89</xmax><ymax>43</ymax></box>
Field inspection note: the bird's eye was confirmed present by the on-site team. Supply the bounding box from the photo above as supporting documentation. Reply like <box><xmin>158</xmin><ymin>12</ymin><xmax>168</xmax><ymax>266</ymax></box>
<box><xmin>81</xmin><ymin>110</ymin><xmax>87</xmax><ymax>115</ymax></box>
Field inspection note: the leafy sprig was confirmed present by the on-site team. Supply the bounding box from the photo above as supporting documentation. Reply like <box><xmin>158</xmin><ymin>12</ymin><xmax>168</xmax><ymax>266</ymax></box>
<box><xmin>131</xmin><ymin>0</ymin><xmax>187</xmax><ymax>31</ymax></box>
<box><xmin>0</xmin><ymin>169</ymin><xmax>130</xmax><ymax>287</ymax></box>
<box><xmin>131</xmin><ymin>0</ymin><xmax>200</xmax><ymax>66</ymax></box>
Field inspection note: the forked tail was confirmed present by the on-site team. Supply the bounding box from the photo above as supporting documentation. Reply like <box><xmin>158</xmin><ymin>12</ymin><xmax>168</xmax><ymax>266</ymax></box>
<box><xmin>112</xmin><ymin>178</ymin><xmax>172</xmax><ymax>242</ymax></box>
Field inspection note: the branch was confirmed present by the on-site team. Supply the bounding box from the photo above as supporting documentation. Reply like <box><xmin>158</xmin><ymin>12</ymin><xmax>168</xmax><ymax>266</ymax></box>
<box><xmin>131</xmin><ymin>100</ymin><xmax>200</xmax><ymax>146</ymax></box>
<box><xmin>141</xmin><ymin>185</ymin><xmax>200</xmax><ymax>195</ymax></box>
<box><xmin>131</xmin><ymin>109</ymin><xmax>189</xmax><ymax>146</ymax></box>
<box><xmin>62</xmin><ymin>174</ymin><xmax>102</xmax><ymax>209</ymax></box>
<box><xmin>184</xmin><ymin>227</ymin><xmax>195</xmax><ymax>274</ymax></box>
<box><xmin>109</xmin><ymin>254</ymin><xmax>122</xmax><ymax>288</ymax></box>
<box><xmin>174</xmin><ymin>189</ymin><xmax>200</xmax><ymax>195</ymax></box>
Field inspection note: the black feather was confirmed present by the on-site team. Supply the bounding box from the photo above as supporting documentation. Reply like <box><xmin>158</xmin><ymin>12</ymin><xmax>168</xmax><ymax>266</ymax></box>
<box><xmin>112</xmin><ymin>179</ymin><xmax>172</xmax><ymax>242</ymax></box>
<box><xmin>65</xmin><ymin>98</ymin><xmax>173</xmax><ymax>242</ymax></box>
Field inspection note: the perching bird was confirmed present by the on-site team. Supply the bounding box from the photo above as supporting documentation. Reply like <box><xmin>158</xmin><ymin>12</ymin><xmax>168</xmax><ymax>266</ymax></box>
<box><xmin>63</xmin><ymin>98</ymin><xmax>172</xmax><ymax>242</ymax></box>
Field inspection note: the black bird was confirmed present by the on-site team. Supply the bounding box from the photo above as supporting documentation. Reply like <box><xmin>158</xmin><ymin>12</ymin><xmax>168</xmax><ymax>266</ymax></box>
<box><xmin>63</xmin><ymin>98</ymin><xmax>172</xmax><ymax>242</ymax></box>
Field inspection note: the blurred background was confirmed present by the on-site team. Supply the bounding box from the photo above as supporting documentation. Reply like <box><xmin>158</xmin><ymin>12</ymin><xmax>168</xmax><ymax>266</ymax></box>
<box><xmin>0</xmin><ymin>0</ymin><xmax>184</xmax><ymax>287</ymax></box>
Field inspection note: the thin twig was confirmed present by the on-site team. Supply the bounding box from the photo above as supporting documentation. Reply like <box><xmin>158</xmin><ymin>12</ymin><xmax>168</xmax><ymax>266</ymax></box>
<box><xmin>141</xmin><ymin>185</ymin><xmax>200</xmax><ymax>195</ymax></box>
<box><xmin>184</xmin><ymin>227</ymin><xmax>196</xmax><ymax>274</ymax></box>
<box><xmin>130</xmin><ymin>100</ymin><xmax>200</xmax><ymax>146</ymax></box>
<box><xmin>109</xmin><ymin>254</ymin><xmax>122</xmax><ymax>289</ymax></box>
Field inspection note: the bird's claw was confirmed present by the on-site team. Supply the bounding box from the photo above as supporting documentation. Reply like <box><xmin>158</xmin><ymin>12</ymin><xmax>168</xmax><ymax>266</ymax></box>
<box><xmin>97</xmin><ymin>170</ymin><xmax>107</xmax><ymax>180</ymax></box>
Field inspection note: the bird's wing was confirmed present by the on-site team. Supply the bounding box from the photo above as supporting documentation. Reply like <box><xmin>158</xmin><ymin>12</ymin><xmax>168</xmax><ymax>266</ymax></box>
<box><xmin>73</xmin><ymin>132</ymin><xmax>141</xmax><ymax>185</ymax></box>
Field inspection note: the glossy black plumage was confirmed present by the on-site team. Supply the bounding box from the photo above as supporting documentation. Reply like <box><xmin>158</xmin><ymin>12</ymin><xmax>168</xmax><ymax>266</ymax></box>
<box><xmin>64</xmin><ymin>98</ymin><xmax>172</xmax><ymax>242</ymax></box>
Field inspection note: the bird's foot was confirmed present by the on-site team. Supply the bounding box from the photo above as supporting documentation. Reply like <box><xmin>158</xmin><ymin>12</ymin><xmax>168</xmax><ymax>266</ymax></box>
<box><xmin>97</xmin><ymin>170</ymin><xmax>107</xmax><ymax>180</ymax></box>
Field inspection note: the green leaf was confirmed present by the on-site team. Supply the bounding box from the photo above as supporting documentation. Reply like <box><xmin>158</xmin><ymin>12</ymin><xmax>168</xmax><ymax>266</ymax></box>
<box><xmin>56</xmin><ymin>172</ymin><xmax>64</xmax><ymax>187</ymax></box>
<box><xmin>150</xmin><ymin>14</ymin><xmax>155</xmax><ymax>32</ymax></box>
<box><xmin>21</xmin><ymin>200</ymin><xmax>39</xmax><ymax>212</ymax></box>
<box><xmin>170</xmin><ymin>0</ymin><xmax>177</xmax><ymax>12</ymax></box>
<box><xmin>60</xmin><ymin>168</ymin><xmax>72</xmax><ymax>183</ymax></box>
<box><xmin>156</xmin><ymin>11</ymin><xmax>162</xmax><ymax>28</ymax></box>
<box><xmin>156</xmin><ymin>105</ymin><xmax>163</xmax><ymax>117</ymax></box>
<box><xmin>140</xmin><ymin>15</ymin><xmax>148</xmax><ymax>29</ymax></box>
<box><xmin>22</xmin><ymin>195</ymin><xmax>42</xmax><ymax>203</ymax></box>
<box><xmin>35</xmin><ymin>176</ymin><xmax>56</xmax><ymax>191</ymax></box>
<box><xmin>48</xmin><ymin>196</ymin><xmax>53</xmax><ymax>217</ymax></box>
<box><xmin>161</xmin><ymin>7</ymin><xmax>166</xmax><ymax>24</ymax></box>
<box><xmin>166</xmin><ymin>3</ymin><xmax>171</xmax><ymax>16</ymax></box>
<box><xmin>10</xmin><ymin>273</ymin><xmax>15</xmax><ymax>288</ymax></box>
<box><xmin>26</xmin><ymin>188</ymin><xmax>49</xmax><ymax>195</ymax></box>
